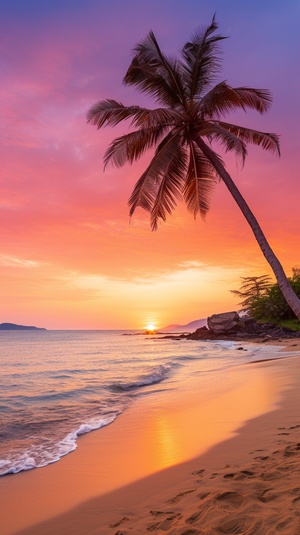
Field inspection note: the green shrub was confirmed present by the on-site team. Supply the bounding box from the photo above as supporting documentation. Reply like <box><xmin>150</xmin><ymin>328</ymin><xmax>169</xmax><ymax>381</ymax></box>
<box><xmin>232</xmin><ymin>268</ymin><xmax>300</xmax><ymax>324</ymax></box>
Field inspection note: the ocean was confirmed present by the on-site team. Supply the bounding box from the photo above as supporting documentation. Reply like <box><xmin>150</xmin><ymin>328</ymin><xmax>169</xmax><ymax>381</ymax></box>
<box><xmin>0</xmin><ymin>329</ymin><xmax>283</xmax><ymax>477</ymax></box>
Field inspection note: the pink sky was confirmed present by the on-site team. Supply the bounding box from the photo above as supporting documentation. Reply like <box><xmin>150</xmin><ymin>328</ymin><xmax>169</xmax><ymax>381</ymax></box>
<box><xmin>0</xmin><ymin>0</ymin><xmax>299</xmax><ymax>329</ymax></box>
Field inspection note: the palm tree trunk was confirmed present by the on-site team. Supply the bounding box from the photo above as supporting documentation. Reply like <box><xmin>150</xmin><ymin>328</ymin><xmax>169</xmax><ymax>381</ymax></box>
<box><xmin>197</xmin><ymin>138</ymin><xmax>300</xmax><ymax>320</ymax></box>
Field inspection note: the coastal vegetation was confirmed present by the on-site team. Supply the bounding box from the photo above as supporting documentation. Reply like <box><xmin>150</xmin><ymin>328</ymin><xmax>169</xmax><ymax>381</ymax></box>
<box><xmin>230</xmin><ymin>275</ymin><xmax>272</xmax><ymax>310</ymax></box>
<box><xmin>88</xmin><ymin>16</ymin><xmax>300</xmax><ymax>320</ymax></box>
<box><xmin>232</xmin><ymin>269</ymin><xmax>300</xmax><ymax>330</ymax></box>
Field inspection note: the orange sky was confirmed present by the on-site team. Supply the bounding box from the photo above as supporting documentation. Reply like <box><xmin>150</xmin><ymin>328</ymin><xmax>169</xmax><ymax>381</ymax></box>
<box><xmin>0</xmin><ymin>1</ymin><xmax>299</xmax><ymax>329</ymax></box>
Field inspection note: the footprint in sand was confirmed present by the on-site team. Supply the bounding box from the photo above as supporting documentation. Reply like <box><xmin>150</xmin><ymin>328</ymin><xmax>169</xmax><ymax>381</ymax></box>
<box><xmin>257</xmin><ymin>488</ymin><xmax>278</xmax><ymax>503</ymax></box>
<box><xmin>292</xmin><ymin>496</ymin><xmax>300</xmax><ymax>510</ymax></box>
<box><xmin>185</xmin><ymin>509</ymin><xmax>203</xmax><ymax>524</ymax></box>
<box><xmin>178</xmin><ymin>529</ymin><xmax>203</xmax><ymax>535</ymax></box>
<box><xmin>198</xmin><ymin>491</ymin><xmax>211</xmax><ymax>500</ymax></box>
<box><xmin>147</xmin><ymin>512</ymin><xmax>182</xmax><ymax>531</ymax></box>
<box><xmin>192</xmin><ymin>468</ymin><xmax>205</xmax><ymax>476</ymax></box>
<box><xmin>284</xmin><ymin>444</ymin><xmax>300</xmax><ymax>457</ymax></box>
<box><xmin>276</xmin><ymin>518</ymin><xmax>298</xmax><ymax>532</ymax></box>
<box><xmin>109</xmin><ymin>516</ymin><xmax>130</xmax><ymax>528</ymax></box>
<box><xmin>240</xmin><ymin>470</ymin><xmax>255</xmax><ymax>477</ymax></box>
<box><xmin>223</xmin><ymin>473</ymin><xmax>235</xmax><ymax>479</ymax></box>
<box><xmin>216</xmin><ymin>515</ymin><xmax>247</xmax><ymax>534</ymax></box>
<box><xmin>223</xmin><ymin>470</ymin><xmax>254</xmax><ymax>480</ymax></box>
<box><xmin>192</xmin><ymin>468</ymin><xmax>206</xmax><ymax>482</ymax></box>
<box><xmin>150</xmin><ymin>510</ymin><xmax>176</xmax><ymax>516</ymax></box>
<box><xmin>166</xmin><ymin>489</ymin><xmax>196</xmax><ymax>504</ymax></box>
<box><xmin>277</xmin><ymin>427</ymin><xmax>290</xmax><ymax>435</ymax></box>
<box><xmin>249</xmin><ymin>448</ymin><xmax>266</xmax><ymax>454</ymax></box>
<box><xmin>215</xmin><ymin>491</ymin><xmax>244</xmax><ymax>508</ymax></box>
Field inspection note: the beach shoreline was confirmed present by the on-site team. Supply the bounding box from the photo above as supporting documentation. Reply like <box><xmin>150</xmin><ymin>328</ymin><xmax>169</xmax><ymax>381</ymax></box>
<box><xmin>1</xmin><ymin>342</ymin><xmax>300</xmax><ymax>534</ymax></box>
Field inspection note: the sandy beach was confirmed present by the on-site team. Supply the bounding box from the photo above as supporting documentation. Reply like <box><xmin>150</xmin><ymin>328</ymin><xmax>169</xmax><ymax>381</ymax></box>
<box><xmin>1</xmin><ymin>341</ymin><xmax>300</xmax><ymax>535</ymax></box>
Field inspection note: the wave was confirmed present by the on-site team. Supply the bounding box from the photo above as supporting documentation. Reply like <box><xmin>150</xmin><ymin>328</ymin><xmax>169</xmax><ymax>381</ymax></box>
<box><xmin>175</xmin><ymin>354</ymin><xmax>204</xmax><ymax>362</ymax></box>
<box><xmin>9</xmin><ymin>386</ymin><xmax>98</xmax><ymax>404</ymax></box>
<box><xmin>110</xmin><ymin>363</ymin><xmax>179</xmax><ymax>392</ymax></box>
<box><xmin>0</xmin><ymin>412</ymin><xmax>119</xmax><ymax>476</ymax></box>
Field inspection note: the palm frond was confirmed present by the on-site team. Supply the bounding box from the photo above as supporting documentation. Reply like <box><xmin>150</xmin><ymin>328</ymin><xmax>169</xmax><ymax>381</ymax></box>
<box><xmin>131</xmin><ymin>107</ymin><xmax>183</xmax><ymax>128</ymax></box>
<box><xmin>87</xmin><ymin>99</ymin><xmax>143</xmax><ymax>129</ymax></box>
<box><xmin>128</xmin><ymin>128</ymin><xmax>186</xmax><ymax>218</ymax></box>
<box><xmin>124</xmin><ymin>31</ymin><xmax>187</xmax><ymax>107</ymax></box>
<box><xmin>150</xmin><ymin>143</ymin><xmax>188</xmax><ymax>230</ymax></box>
<box><xmin>217</xmin><ymin>121</ymin><xmax>280</xmax><ymax>155</ymax></box>
<box><xmin>128</xmin><ymin>164</ymin><xmax>158</xmax><ymax>215</ymax></box>
<box><xmin>181</xmin><ymin>15</ymin><xmax>226</xmax><ymax>98</ymax></box>
<box><xmin>183</xmin><ymin>140</ymin><xmax>217</xmax><ymax>218</ymax></box>
<box><xmin>206</xmin><ymin>123</ymin><xmax>248</xmax><ymax>164</ymax></box>
<box><xmin>200</xmin><ymin>82</ymin><xmax>240</xmax><ymax>117</ymax></box>
<box><xmin>231</xmin><ymin>87</ymin><xmax>273</xmax><ymax>114</ymax></box>
<box><xmin>103</xmin><ymin>126</ymin><xmax>166</xmax><ymax>168</ymax></box>
<box><xmin>200</xmin><ymin>82</ymin><xmax>273</xmax><ymax>118</ymax></box>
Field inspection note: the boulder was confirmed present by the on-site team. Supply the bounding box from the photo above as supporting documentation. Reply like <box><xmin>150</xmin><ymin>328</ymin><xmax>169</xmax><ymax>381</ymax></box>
<box><xmin>186</xmin><ymin>326</ymin><xmax>216</xmax><ymax>340</ymax></box>
<box><xmin>207</xmin><ymin>311</ymin><xmax>240</xmax><ymax>335</ymax></box>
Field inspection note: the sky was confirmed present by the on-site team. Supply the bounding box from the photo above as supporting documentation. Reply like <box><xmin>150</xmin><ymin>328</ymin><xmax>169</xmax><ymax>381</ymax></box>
<box><xmin>0</xmin><ymin>0</ymin><xmax>299</xmax><ymax>330</ymax></box>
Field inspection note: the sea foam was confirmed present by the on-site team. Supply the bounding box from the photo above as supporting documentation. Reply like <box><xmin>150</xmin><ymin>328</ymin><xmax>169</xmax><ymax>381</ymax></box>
<box><xmin>0</xmin><ymin>413</ymin><xmax>118</xmax><ymax>476</ymax></box>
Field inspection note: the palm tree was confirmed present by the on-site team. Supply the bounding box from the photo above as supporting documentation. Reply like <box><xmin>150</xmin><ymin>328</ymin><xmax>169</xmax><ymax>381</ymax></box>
<box><xmin>87</xmin><ymin>16</ymin><xmax>300</xmax><ymax>320</ymax></box>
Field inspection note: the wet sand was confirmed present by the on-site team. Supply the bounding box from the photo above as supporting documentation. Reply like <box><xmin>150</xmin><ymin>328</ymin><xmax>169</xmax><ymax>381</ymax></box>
<box><xmin>1</xmin><ymin>343</ymin><xmax>299</xmax><ymax>534</ymax></box>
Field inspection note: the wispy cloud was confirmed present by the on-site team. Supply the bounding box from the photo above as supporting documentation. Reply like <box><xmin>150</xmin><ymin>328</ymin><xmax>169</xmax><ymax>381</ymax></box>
<box><xmin>0</xmin><ymin>255</ymin><xmax>39</xmax><ymax>268</ymax></box>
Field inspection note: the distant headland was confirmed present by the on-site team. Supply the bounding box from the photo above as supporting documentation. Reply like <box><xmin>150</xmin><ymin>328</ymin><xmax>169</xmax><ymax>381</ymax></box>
<box><xmin>0</xmin><ymin>323</ymin><xmax>46</xmax><ymax>331</ymax></box>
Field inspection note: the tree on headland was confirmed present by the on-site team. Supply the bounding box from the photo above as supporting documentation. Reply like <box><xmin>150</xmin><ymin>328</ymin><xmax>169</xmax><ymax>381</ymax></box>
<box><xmin>87</xmin><ymin>16</ymin><xmax>300</xmax><ymax>320</ymax></box>
<box><xmin>230</xmin><ymin>275</ymin><xmax>272</xmax><ymax>310</ymax></box>
<box><xmin>248</xmin><ymin>270</ymin><xmax>300</xmax><ymax>322</ymax></box>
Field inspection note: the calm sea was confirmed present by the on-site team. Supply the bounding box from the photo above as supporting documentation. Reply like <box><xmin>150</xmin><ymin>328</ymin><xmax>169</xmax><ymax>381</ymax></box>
<box><xmin>0</xmin><ymin>329</ymin><xmax>282</xmax><ymax>476</ymax></box>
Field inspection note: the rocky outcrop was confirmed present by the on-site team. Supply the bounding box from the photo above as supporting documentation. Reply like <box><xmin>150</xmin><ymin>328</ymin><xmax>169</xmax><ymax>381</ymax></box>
<box><xmin>207</xmin><ymin>312</ymin><xmax>240</xmax><ymax>334</ymax></box>
<box><xmin>186</xmin><ymin>317</ymin><xmax>300</xmax><ymax>341</ymax></box>
<box><xmin>186</xmin><ymin>326</ymin><xmax>217</xmax><ymax>340</ymax></box>
<box><xmin>160</xmin><ymin>311</ymin><xmax>300</xmax><ymax>342</ymax></box>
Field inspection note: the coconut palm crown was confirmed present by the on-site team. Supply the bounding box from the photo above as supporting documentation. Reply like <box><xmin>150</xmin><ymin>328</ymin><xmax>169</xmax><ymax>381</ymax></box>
<box><xmin>87</xmin><ymin>16</ymin><xmax>300</xmax><ymax>319</ymax></box>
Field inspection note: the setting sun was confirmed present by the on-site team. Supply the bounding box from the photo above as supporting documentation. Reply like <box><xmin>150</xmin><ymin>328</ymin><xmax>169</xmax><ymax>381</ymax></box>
<box><xmin>145</xmin><ymin>323</ymin><xmax>155</xmax><ymax>332</ymax></box>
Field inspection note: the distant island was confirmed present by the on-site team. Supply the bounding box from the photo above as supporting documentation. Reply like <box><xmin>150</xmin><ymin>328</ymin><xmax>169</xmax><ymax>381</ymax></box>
<box><xmin>0</xmin><ymin>323</ymin><xmax>46</xmax><ymax>331</ymax></box>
